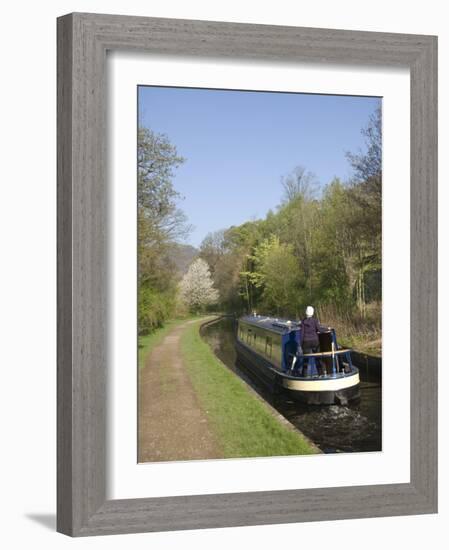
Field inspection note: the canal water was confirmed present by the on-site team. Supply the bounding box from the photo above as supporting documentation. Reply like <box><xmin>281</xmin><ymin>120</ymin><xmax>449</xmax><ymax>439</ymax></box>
<box><xmin>201</xmin><ymin>317</ymin><xmax>382</xmax><ymax>454</ymax></box>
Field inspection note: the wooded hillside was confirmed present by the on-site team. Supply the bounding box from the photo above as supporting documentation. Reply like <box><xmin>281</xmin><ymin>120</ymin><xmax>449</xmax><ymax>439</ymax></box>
<box><xmin>138</xmin><ymin>106</ymin><xmax>382</xmax><ymax>353</ymax></box>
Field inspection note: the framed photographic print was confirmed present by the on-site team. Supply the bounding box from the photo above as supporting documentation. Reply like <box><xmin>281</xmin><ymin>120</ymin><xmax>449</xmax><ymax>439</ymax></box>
<box><xmin>57</xmin><ymin>12</ymin><xmax>437</xmax><ymax>536</ymax></box>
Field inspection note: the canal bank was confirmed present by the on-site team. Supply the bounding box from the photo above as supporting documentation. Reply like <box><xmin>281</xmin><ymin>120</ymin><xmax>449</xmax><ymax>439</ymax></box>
<box><xmin>201</xmin><ymin>316</ymin><xmax>382</xmax><ymax>454</ymax></box>
<box><xmin>350</xmin><ymin>350</ymin><xmax>382</xmax><ymax>381</ymax></box>
<box><xmin>138</xmin><ymin>316</ymin><xmax>319</xmax><ymax>463</ymax></box>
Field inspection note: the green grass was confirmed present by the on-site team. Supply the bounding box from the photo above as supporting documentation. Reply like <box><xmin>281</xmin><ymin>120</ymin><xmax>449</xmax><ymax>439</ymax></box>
<box><xmin>180</xmin><ymin>319</ymin><xmax>319</xmax><ymax>458</ymax></box>
<box><xmin>317</xmin><ymin>304</ymin><xmax>382</xmax><ymax>357</ymax></box>
<box><xmin>138</xmin><ymin>318</ymin><xmax>190</xmax><ymax>369</ymax></box>
<box><xmin>340</xmin><ymin>334</ymin><xmax>382</xmax><ymax>357</ymax></box>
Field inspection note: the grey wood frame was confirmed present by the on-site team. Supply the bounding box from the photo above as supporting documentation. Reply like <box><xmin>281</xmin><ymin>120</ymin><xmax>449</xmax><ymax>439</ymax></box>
<box><xmin>57</xmin><ymin>12</ymin><xmax>438</xmax><ymax>537</ymax></box>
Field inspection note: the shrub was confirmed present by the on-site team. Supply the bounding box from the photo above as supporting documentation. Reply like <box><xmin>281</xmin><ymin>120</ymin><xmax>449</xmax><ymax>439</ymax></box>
<box><xmin>138</xmin><ymin>284</ymin><xmax>176</xmax><ymax>335</ymax></box>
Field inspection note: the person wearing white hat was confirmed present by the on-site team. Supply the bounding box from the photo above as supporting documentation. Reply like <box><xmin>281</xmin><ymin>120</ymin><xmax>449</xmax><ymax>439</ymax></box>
<box><xmin>301</xmin><ymin>305</ymin><xmax>322</xmax><ymax>354</ymax></box>
<box><xmin>305</xmin><ymin>305</ymin><xmax>314</xmax><ymax>317</ymax></box>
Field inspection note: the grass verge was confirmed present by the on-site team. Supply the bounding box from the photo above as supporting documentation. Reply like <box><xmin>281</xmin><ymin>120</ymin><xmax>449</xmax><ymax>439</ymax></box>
<box><xmin>317</xmin><ymin>304</ymin><xmax>382</xmax><ymax>356</ymax></box>
<box><xmin>180</xmin><ymin>319</ymin><xmax>319</xmax><ymax>458</ymax></box>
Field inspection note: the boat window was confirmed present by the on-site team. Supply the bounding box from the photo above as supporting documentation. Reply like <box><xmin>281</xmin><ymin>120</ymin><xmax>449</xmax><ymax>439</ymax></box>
<box><xmin>246</xmin><ymin>329</ymin><xmax>252</xmax><ymax>344</ymax></box>
<box><xmin>265</xmin><ymin>336</ymin><xmax>272</xmax><ymax>358</ymax></box>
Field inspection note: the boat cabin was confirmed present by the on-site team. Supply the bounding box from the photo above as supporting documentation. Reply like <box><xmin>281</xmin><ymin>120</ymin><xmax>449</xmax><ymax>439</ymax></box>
<box><xmin>237</xmin><ymin>314</ymin><xmax>352</xmax><ymax>376</ymax></box>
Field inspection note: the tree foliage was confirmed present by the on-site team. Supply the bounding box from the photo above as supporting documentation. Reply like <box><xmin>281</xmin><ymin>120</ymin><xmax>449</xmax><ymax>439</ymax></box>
<box><xmin>138</xmin><ymin>107</ymin><xmax>382</xmax><ymax>337</ymax></box>
<box><xmin>245</xmin><ymin>236</ymin><xmax>301</xmax><ymax>315</ymax></box>
<box><xmin>138</xmin><ymin>125</ymin><xmax>191</xmax><ymax>334</ymax></box>
<box><xmin>179</xmin><ymin>258</ymin><xmax>219</xmax><ymax>313</ymax></box>
<box><xmin>200</xmin><ymin>108</ymin><xmax>382</xmax><ymax>323</ymax></box>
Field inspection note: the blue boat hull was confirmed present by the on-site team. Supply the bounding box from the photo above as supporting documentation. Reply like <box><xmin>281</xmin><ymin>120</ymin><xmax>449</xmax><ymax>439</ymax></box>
<box><xmin>235</xmin><ymin>340</ymin><xmax>360</xmax><ymax>405</ymax></box>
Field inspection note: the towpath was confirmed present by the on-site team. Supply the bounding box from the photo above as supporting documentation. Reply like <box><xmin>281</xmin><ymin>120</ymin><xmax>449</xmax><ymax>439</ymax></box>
<box><xmin>138</xmin><ymin>320</ymin><xmax>222</xmax><ymax>462</ymax></box>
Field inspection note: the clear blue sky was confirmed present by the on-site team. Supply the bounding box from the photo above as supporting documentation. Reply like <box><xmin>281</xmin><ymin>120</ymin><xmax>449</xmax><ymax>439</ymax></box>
<box><xmin>138</xmin><ymin>86</ymin><xmax>381</xmax><ymax>248</ymax></box>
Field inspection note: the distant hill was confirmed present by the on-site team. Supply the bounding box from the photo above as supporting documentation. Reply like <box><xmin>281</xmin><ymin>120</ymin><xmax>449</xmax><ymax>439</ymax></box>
<box><xmin>169</xmin><ymin>243</ymin><xmax>199</xmax><ymax>275</ymax></box>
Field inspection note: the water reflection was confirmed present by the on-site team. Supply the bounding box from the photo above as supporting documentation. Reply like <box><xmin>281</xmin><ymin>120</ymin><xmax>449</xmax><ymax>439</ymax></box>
<box><xmin>201</xmin><ymin>317</ymin><xmax>382</xmax><ymax>453</ymax></box>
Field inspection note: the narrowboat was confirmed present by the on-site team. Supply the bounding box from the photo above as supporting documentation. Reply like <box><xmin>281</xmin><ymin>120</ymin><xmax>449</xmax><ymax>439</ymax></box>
<box><xmin>235</xmin><ymin>315</ymin><xmax>360</xmax><ymax>405</ymax></box>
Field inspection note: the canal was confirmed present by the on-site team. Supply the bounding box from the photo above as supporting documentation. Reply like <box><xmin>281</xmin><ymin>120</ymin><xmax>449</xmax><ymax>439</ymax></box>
<box><xmin>201</xmin><ymin>316</ymin><xmax>382</xmax><ymax>454</ymax></box>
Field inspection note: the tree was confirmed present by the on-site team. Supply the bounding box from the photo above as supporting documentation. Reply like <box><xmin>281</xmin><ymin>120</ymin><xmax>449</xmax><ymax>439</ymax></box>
<box><xmin>138</xmin><ymin>126</ymin><xmax>191</xmax><ymax>262</ymax></box>
<box><xmin>345</xmin><ymin>105</ymin><xmax>382</xmax><ymax>315</ymax></box>
<box><xmin>280</xmin><ymin>165</ymin><xmax>319</xmax><ymax>203</ymax></box>
<box><xmin>138</xmin><ymin>127</ymin><xmax>184</xmax><ymax>219</ymax></box>
<box><xmin>243</xmin><ymin>235</ymin><xmax>301</xmax><ymax>316</ymax></box>
<box><xmin>346</xmin><ymin>105</ymin><xmax>382</xmax><ymax>233</ymax></box>
<box><xmin>179</xmin><ymin>259</ymin><xmax>219</xmax><ymax>313</ymax></box>
<box><xmin>278</xmin><ymin>171</ymin><xmax>320</xmax><ymax>300</ymax></box>
<box><xmin>137</xmin><ymin>125</ymin><xmax>192</xmax><ymax>333</ymax></box>
<box><xmin>138</xmin><ymin>124</ymin><xmax>192</xmax><ymax>286</ymax></box>
<box><xmin>313</xmin><ymin>179</ymin><xmax>355</xmax><ymax>307</ymax></box>
<box><xmin>346</xmin><ymin>105</ymin><xmax>382</xmax><ymax>188</ymax></box>
<box><xmin>199</xmin><ymin>230</ymin><xmax>226</xmax><ymax>276</ymax></box>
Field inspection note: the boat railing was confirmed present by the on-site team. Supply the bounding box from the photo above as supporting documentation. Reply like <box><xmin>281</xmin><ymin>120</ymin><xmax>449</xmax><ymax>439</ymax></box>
<box><xmin>302</xmin><ymin>348</ymin><xmax>351</xmax><ymax>358</ymax></box>
<box><xmin>291</xmin><ymin>347</ymin><xmax>354</xmax><ymax>377</ymax></box>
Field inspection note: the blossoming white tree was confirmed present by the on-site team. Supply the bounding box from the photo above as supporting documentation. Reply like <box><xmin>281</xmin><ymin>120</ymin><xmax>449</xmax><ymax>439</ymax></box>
<box><xmin>179</xmin><ymin>258</ymin><xmax>219</xmax><ymax>313</ymax></box>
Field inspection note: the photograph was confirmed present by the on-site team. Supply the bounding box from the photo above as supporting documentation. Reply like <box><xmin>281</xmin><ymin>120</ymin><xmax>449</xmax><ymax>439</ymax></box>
<box><xmin>137</xmin><ymin>85</ymin><xmax>382</xmax><ymax>462</ymax></box>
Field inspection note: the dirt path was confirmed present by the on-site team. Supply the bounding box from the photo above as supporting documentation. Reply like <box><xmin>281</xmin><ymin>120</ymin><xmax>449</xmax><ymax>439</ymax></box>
<box><xmin>138</xmin><ymin>321</ymin><xmax>222</xmax><ymax>462</ymax></box>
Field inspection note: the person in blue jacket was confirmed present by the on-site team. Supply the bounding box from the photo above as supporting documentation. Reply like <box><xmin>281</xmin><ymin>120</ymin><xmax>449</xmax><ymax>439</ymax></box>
<box><xmin>284</xmin><ymin>331</ymin><xmax>299</xmax><ymax>371</ymax></box>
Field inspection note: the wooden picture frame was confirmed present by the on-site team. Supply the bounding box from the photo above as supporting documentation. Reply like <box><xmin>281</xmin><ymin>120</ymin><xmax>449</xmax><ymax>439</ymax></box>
<box><xmin>57</xmin><ymin>12</ymin><xmax>437</xmax><ymax>536</ymax></box>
